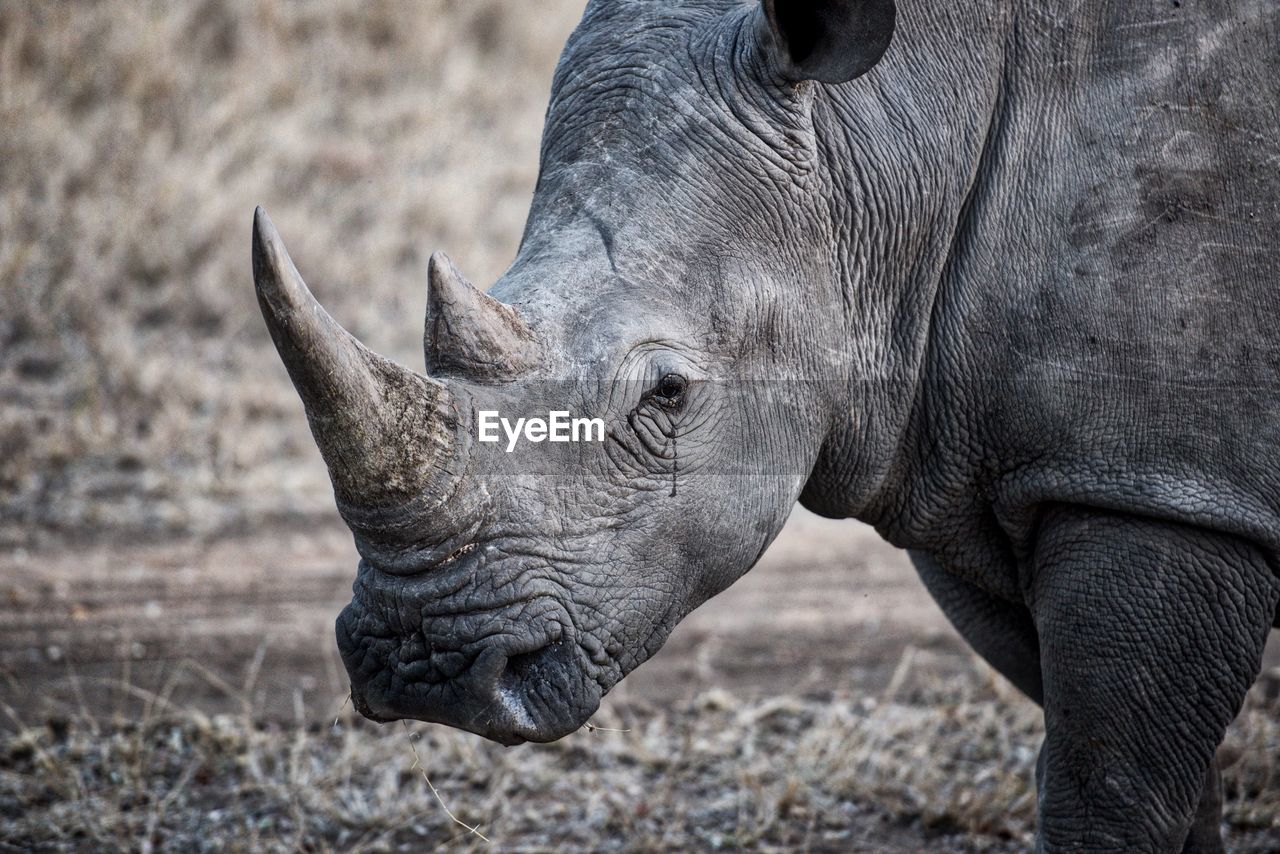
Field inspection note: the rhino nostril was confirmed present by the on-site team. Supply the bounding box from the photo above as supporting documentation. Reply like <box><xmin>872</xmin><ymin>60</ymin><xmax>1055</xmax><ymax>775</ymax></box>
<box><xmin>498</xmin><ymin>638</ymin><xmax>578</xmax><ymax>701</ymax></box>
<box><xmin>499</xmin><ymin>644</ymin><xmax>552</xmax><ymax>689</ymax></box>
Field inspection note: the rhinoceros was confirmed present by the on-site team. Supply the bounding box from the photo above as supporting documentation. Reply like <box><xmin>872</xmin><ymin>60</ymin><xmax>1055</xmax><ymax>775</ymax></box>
<box><xmin>251</xmin><ymin>0</ymin><xmax>1280</xmax><ymax>849</ymax></box>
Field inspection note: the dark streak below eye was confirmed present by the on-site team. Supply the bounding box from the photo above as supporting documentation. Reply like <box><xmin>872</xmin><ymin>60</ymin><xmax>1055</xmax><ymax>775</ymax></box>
<box><xmin>669</xmin><ymin>431</ymin><xmax>678</xmax><ymax>498</ymax></box>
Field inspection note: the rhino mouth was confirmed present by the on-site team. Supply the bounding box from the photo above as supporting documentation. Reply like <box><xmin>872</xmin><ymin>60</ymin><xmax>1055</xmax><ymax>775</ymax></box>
<box><xmin>336</xmin><ymin>562</ymin><xmax>603</xmax><ymax>744</ymax></box>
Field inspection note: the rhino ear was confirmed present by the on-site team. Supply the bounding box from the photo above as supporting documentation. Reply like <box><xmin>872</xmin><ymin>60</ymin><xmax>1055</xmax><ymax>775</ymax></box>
<box><xmin>759</xmin><ymin>0</ymin><xmax>896</xmax><ymax>85</ymax></box>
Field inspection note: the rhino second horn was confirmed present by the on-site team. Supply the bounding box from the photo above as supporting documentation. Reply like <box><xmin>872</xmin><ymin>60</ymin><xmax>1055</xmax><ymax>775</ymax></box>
<box><xmin>425</xmin><ymin>251</ymin><xmax>540</xmax><ymax>381</ymax></box>
<box><xmin>252</xmin><ymin>207</ymin><xmax>461</xmax><ymax>511</ymax></box>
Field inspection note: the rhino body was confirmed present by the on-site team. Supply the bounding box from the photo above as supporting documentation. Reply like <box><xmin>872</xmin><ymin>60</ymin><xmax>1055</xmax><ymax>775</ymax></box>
<box><xmin>252</xmin><ymin>1</ymin><xmax>1280</xmax><ymax>850</ymax></box>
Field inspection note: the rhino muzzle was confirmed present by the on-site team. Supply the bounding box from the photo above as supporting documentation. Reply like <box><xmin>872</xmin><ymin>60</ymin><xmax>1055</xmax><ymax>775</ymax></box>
<box><xmin>335</xmin><ymin>556</ymin><xmax>602</xmax><ymax>744</ymax></box>
<box><xmin>340</xmin><ymin>612</ymin><xmax>598</xmax><ymax>745</ymax></box>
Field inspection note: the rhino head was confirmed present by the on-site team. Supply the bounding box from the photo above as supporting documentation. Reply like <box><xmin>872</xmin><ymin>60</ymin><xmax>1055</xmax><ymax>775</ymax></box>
<box><xmin>253</xmin><ymin>0</ymin><xmax>894</xmax><ymax>744</ymax></box>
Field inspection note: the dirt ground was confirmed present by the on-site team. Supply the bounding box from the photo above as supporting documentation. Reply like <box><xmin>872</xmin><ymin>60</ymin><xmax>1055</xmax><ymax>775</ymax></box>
<box><xmin>0</xmin><ymin>511</ymin><xmax>966</xmax><ymax>727</ymax></box>
<box><xmin>0</xmin><ymin>511</ymin><xmax>1028</xmax><ymax>852</ymax></box>
<box><xmin>4</xmin><ymin>512</ymin><xmax>1280</xmax><ymax>851</ymax></box>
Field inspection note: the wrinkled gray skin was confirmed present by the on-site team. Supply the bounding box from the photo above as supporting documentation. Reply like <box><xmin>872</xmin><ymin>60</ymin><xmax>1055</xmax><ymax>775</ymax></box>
<box><xmin>252</xmin><ymin>1</ymin><xmax>1280</xmax><ymax>850</ymax></box>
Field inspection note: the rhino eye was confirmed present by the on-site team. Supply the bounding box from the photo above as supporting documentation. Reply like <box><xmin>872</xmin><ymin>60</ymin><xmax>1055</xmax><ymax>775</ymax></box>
<box><xmin>651</xmin><ymin>373</ymin><xmax>687</xmax><ymax>406</ymax></box>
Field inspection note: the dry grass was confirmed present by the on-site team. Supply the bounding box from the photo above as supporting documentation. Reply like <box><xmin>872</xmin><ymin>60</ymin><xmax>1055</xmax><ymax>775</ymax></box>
<box><xmin>0</xmin><ymin>0</ymin><xmax>583</xmax><ymax>545</ymax></box>
<box><xmin>0</xmin><ymin>683</ymin><xmax>1030</xmax><ymax>852</ymax></box>
<box><xmin>4</xmin><ymin>658</ymin><xmax>1280</xmax><ymax>851</ymax></box>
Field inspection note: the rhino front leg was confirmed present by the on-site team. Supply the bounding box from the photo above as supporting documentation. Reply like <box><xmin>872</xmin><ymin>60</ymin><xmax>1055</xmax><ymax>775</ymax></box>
<box><xmin>1030</xmin><ymin>506</ymin><xmax>1278</xmax><ymax>853</ymax></box>
<box><xmin>1035</xmin><ymin>737</ymin><xmax>1225</xmax><ymax>853</ymax></box>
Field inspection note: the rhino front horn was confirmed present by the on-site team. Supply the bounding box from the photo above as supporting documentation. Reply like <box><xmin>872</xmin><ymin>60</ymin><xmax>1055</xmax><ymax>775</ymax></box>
<box><xmin>252</xmin><ymin>207</ymin><xmax>463</xmax><ymax>514</ymax></box>
<box><xmin>425</xmin><ymin>251</ymin><xmax>540</xmax><ymax>381</ymax></box>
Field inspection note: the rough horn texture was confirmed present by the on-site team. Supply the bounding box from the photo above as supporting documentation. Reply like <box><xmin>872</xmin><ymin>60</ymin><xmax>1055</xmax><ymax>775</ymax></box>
<box><xmin>424</xmin><ymin>251</ymin><xmax>541</xmax><ymax>381</ymax></box>
<box><xmin>251</xmin><ymin>207</ymin><xmax>463</xmax><ymax>521</ymax></box>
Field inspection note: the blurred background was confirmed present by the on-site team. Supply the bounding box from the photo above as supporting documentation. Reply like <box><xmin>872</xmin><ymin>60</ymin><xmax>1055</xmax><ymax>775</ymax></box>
<box><xmin>1</xmin><ymin>1</ymin><xmax>1277</xmax><ymax>850</ymax></box>
<box><xmin>1</xmin><ymin>0</ymin><xmax>580</xmax><ymax>543</ymax></box>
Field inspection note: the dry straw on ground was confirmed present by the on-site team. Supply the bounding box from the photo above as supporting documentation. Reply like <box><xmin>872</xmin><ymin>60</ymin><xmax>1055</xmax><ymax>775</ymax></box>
<box><xmin>0</xmin><ymin>664</ymin><xmax>1039</xmax><ymax>852</ymax></box>
<box><xmin>4</xmin><ymin>652</ymin><xmax>1280</xmax><ymax>851</ymax></box>
<box><xmin>4</xmin><ymin>657</ymin><xmax>1280</xmax><ymax>851</ymax></box>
